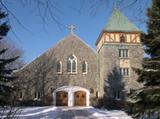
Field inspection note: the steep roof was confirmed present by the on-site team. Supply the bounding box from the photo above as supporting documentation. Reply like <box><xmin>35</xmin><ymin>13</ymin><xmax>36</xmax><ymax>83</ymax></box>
<box><xmin>104</xmin><ymin>9</ymin><xmax>141</xmax><ymax>32</ymax></box>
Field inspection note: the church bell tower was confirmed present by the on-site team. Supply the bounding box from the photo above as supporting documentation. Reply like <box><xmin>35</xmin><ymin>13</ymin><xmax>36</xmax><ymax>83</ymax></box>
<box><xmin>96</xmin><ymin>9</ymin><xmax>144</xmax><ymax>98</ymax></box>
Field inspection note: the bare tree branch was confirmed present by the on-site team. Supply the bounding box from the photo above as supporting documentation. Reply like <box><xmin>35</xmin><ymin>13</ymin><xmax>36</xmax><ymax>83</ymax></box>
<box><xmin>0</xmin><ymin>38</ymin><xmax>25</xmax><ymax>69</ymax></box>
<box><xmin>120</xmin><ymin>0</ymin><xmax>138</xmax><ymax>10</ymax></box>
<box><xmin>0</xmin><ymin>0</ymin><xmax>31</xmax><ymax>33</ymax></box>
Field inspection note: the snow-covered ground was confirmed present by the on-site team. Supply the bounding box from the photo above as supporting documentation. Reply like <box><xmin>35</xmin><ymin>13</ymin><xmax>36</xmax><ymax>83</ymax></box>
<box><xmin>19</xmin><ymin>106</ymin><xmax>58</xmax><ymax>119</ymax></box>
<box><xmin>0</xmin><ymin>106</ymin><xmax>132</xmax><ymax>119</ymax></box>
<box><xmin>87</xmin><ymin>107</ymin><xmax>133</xmax><ymax>119</ymax></box>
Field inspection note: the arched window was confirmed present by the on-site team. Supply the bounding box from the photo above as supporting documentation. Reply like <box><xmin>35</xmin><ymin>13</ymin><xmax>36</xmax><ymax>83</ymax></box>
<box><xmin>72</xmin><ymin>60</ymin><xmax>76</xmax><ymax>72</ymax></box>
<box><xmin>57</xmin><ymin>61</ymin><xmax>62</xmax><ymax>73</ymax></box>
<box><xmin>120</xmin><ymin>35</ymin><xmax>126</xmax><ymax>43</ymax></box>
<box><xmin>67</xmin><ymin>55</ymin><xmax>77</xmax><ymax>73</ymax></box>
<box><xmin>82</xmin><ymin>61</ymin><xmax>88</xmax><ymax>74</ymax></box>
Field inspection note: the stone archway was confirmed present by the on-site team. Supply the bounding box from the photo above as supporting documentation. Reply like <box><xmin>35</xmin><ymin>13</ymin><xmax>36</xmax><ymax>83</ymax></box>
<box><xmin>53</xmin><ymin>86</ymin><xmax>90</xmax><ymax>107</ymax></box>
<box><xmin>74</xmin><ymin>91</ymin><xmax>86</xmax><ymax>106</ymax></box>
<box><xmin>56</xmin><ymin>91</ymin><xmax>68</xmax><ymax>106</ymax></box>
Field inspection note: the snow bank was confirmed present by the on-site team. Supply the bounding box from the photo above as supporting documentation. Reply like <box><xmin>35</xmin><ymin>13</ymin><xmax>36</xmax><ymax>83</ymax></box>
<box><xmin>19</xmin><ymin>106</ymin><xmax>58</xmax><ymax>119</ymax></box>
<box><xmin>88</xmin><ymin>107</ymin><xmax>133</xmax><ymax>119</ymax></box>
<box><xmin>0</xmin><ymin>106</ymin><xmax>58</xmax><ymax>119</ymax></box>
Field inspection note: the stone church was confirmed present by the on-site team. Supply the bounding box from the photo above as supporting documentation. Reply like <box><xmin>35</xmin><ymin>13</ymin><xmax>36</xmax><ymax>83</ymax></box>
<box><xmin>15</xmin><ymin>9</ymin><xmax>143</xmax><ymax>107</ymax></box>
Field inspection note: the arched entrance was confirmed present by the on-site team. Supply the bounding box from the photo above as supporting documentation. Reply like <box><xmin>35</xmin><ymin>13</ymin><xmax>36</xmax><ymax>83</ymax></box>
<box><xmin>53</xmin><ymin>86</ymin><xmax>90</xmax><ymax>107</ymax></box>
<box><xmin>56</xmin><ymin>91</ymin><xmax>68</xmax><ymax>106</ymax></box>
<box><xmin>74</xmin><ymin>91</ymin><xmax>86</xmax><ymax>106</ymax></box>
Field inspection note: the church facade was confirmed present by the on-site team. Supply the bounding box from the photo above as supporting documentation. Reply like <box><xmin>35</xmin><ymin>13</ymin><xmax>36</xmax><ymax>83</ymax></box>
<box><xmin>15</xmin><ymin>9</ymin><xmax>143</xmax><ymax>106</ymax></box>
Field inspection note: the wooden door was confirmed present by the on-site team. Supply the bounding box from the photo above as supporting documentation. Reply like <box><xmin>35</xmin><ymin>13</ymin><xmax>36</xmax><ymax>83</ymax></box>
<box><xmin>74</xmin><ymin>91</ymin><xmax>86</xmax><ymax>106</ymax></box>
<box><xmin>56</xmin><ymin>91</ymin><xmax>68</xmax><ymax>106</ymax></box>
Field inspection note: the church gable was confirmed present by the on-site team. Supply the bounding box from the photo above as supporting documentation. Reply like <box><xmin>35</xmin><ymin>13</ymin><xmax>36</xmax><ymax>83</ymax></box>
<box><xmin>43</xmin><ymin>34</ymin><xmax>98</xmax><ymax>87</ymax></box>
<box><xmin>52</xmin><ymin>34</ymin><xmax>96</xmax><ymax>57</ymax></box>
<box><xmin>17</xmin><ymin>34</ymin><xmax>96</xmax><ymax>73</ymax></box>
<box><xmin>30</xmin><ymin>34</ymin><xmax>98</xmax><ymax>78</ymax></box>
<box><xmin>16</xmin><ymin>34</ymin><xmax>98</xmax><ymax>81</ymax></box>
<box><xmin>15</xmin><ymin>33</ymin><xmax>98</xmax><ymax>103</ymax></box>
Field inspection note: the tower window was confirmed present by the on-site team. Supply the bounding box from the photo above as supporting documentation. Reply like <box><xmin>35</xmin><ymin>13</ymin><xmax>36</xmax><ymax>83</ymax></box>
<box><xmin>82</xmin><ymin>61</ymin><xmax>88</xmax><ymax>74</ymax></box>
<box><xmin>67</xmin><ymin>55</ymin><xmax>77</xmax><ymax>73</ymax></box>
<box><xmin>120</xmin><ymin>68</ymin><xmax>129</xmax><ymax>76</ymax></box>
<box><xmin>119</xmin><ymin>49</ymin><xmax>129</xmax><ymax>58</ymax></box>
<box><xmin>57</xmin><ymin>61</ymin><xmax>62</xmax><ymax>73</ymax></box>
<box><xmin>120</xmin><ymin>35</ymin><xmax>126</xmax><ymax>43</ymax></box>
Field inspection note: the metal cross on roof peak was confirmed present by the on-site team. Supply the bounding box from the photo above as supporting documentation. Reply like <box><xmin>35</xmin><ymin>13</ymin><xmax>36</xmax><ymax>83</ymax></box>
<box><xmin>68</xmin><ymin>24</ymin><xmax>76</xmax><ymax>34</ymax></box>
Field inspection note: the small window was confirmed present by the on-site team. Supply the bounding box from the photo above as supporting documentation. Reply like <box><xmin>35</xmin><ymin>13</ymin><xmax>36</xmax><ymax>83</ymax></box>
<box><xmin>120</xmin><ymin>35</ymin><xmax>126</xmax><ymax>43</ymax></box>
<box><xmin>38</xmin><ymin>92</ymin><xmax>41</xmax><ymax>99</ymax></box>
<box><xmin>19</xmin><ymin>91</ymin><xmax>23</xmax><ymax>99</ymax></box>
<box><xmin>119</xmin><ymin>49</ymin><xmax>129</xmax><ymax>58</ymax></box>
<box><xmin>82</xmin><ymin>61</ymin><xmax>88</xmax><ymax>74</ymax></box>
<box><xmin>96</xmin><ymin>91</ymin><xmax>99</xmax><ymax>98</ymax></box>
<box><xmin>34</xmin><ymin>91</ymin><xmax>41</xmax><ymax>99</ymax></box>
<box><xmin>57</xmin><ymin>61</ymin><xmax>62</xmax><ymax>73</ymax></box>
<box><xmin>34</xmin><ymin>92</ymin><xmax>37</xmax><ymax>99</ymax></box>
<box><xmin>67</xmin><ymin>55</ymin><xmax>77</xmax><ymax>73</ymax></box>
<box><xmin>120</xmin><ymin>68</ymin><xmax>129</xmax><ymax>76</ymax></box>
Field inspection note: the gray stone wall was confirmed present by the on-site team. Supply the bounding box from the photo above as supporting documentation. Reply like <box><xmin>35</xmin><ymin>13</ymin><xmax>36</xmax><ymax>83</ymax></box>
<box><xmin>98</xmin><ymin>43</ymin><xmax>144</xmax><ymax>98</ymax></box>
<box><xmin>16</xmin><ymin>34</ymin><xmax>98</xmax><ymax>104</ymax></box>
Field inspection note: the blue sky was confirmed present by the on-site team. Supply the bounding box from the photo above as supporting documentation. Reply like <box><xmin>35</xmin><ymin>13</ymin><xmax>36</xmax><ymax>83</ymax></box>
<box><xmin>6</xmin><ymin>0</ymin><xmax>151</xmax><ymax>63</ymax></box>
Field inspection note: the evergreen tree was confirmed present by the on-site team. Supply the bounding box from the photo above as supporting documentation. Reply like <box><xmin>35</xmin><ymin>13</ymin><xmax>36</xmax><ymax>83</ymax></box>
<box><xmin>0</xmin><ymin>10</ymin><xmax>19</xmax><ymax>106</ymax></box>
<box><xmin>128</xmin><ymin>0</ymin><xmax>160</xmax><ymax>118</ymax></box>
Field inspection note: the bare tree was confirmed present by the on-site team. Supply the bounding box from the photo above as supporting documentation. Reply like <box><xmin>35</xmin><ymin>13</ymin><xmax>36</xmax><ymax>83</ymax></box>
<box><xmin>0</xmin><ymin>38</ymin><xmax>25</xmax><ymax>69</ymax></box>
<box><xmin>14</xmin><ymin>52</ymin><xmax>57</xmax><ymax>106</ymax></box>
<box><xmin>0</xmin><ymin>0</ymin><xmax>66</xmax><ymax>30</ymax></box>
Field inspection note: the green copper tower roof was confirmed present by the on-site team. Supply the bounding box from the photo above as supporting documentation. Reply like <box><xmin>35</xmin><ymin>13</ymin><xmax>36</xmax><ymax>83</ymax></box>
<box><xmin>104</xmin><ymin>9</ymin><xmax>141</xmax><ymax>32</ymax></box>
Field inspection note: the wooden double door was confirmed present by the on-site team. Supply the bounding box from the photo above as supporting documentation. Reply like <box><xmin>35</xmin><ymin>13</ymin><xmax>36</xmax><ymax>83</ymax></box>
<box><xmin>55</xmin><ymin>90</ymin><xmax>87</xmax><ymax>106</ymax></box>
<box><xmin>74</xmin><ymin>91</ymin><xmax>86</xmax><ymax>106</ymax></box>
<box><xmin>56</xmin><ymin>91</ymin><xmax>68</xmax><ymax>106</ymax></box>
